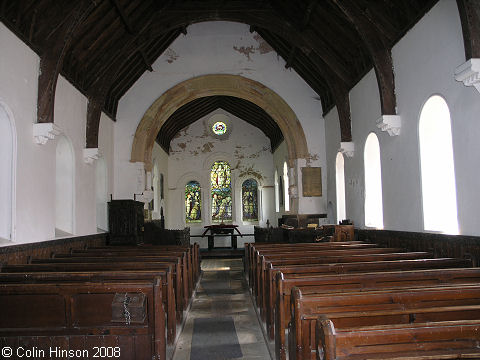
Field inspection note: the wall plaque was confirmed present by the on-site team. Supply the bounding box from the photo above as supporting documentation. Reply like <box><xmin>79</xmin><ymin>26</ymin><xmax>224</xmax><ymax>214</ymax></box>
<box><xmin>302</xmin><ymin>167</ymin><xmax>322</xmax><ymax>197</ymax></box>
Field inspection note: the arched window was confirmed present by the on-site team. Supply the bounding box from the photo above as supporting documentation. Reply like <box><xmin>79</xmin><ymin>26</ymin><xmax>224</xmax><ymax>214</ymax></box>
<box><xmin>95</xmin><ymin>157</ymin><xmax>108</xmax><ymax>231</ymax></box>
<box><xmin>283</xmin><ymin>162</ymin><xmax>289</xmax><ymax>211</ymax></box>
<box><xmin>0</xmin><ymin>104</ymin><xmax>14</xmax><ymax>241</ymax></box>
<box><xmin>211</xmin><ymin>161</ymin><xmax>232</xmax><ymax>222</ymax></box>
<box><xmin>56</xmin><ymin>135</ymin><xmax>74</xmax><ymax>235</ymax></box>
<box><xmin>419</xmin><ymin>95</ymin><xmax>458</xmax><ymax>234</ymax></box>
<box><xmin>336</xmin><ymin>152</ymin><xmax>346</xmax><ymax>222</ymax></box>
<box><xmin>242</xmin><ymin>179</ymin><xmax>258</xmax><ymax>221</ymax></box>
<box><xmin>364</xmin><ymin>133</ymin><xmax>383</xmax><ymax>228</ymax></box>
<box><xmin>274</xmin><ymin>170</ymin><xmax>279</xmax><ymax>212</ymax></box>
<box><xmin>185</xmin><ymin>181</ymin><xmax>201</xmax><ymax>223</ymax></box>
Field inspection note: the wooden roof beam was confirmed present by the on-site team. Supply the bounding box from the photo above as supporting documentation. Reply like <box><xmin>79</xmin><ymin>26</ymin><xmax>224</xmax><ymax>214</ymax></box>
<box><xmin>266</xmin><ymin>1</ymin><xmax>353</xmax><ymax>84</ymax></box>
<box><xmin>86</xmin><ymin>8</ymin><xmax>160</xmax><ymax>148</ymax></box>
<box><xmin>110</xmin><ymin>0</ymin><xmax>136</xmax><ymax>34</ymax></box>
<box><xmin>457</xmin><ymin>0</ymin><xmax>480</xmax><ymax>59</ymax></box>
<box><xmin>331</xmin><ymin>0</ymin><xmax>397</xmax><ymax>116</ymax></box>
<box><xmin>285</xmin><ymin>46</ymin><xmax>296</xmax><ymax>69</ymax></box>
<box><xmin>37</xmin><ymin>1</ymin><xmax>100</xmax><ymax>124</ymax></box>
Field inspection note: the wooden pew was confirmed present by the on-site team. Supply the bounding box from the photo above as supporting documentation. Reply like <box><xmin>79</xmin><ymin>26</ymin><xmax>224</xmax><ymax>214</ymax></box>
<box><xmin>290</xmin><ymin>285</ymin><xmax>480</xmax><ymax>360</ymax></box>
<box><xmin>245</xmin><ymin>242</ymin><xmax>374</xmax><ymax>284</ymax></box>
<box><xmin>66</xmin><ymin>248</ymin><xmax>195</xmax><ymax>288</ymax></box>
<box><xmin>247</xmin><ymin>242</ymin><xmax>379</xmax><ymax>288</ymax></box>
<box><xmin>78</xmin><ymin>244</ymin><xmax>201</xmax><ymax>283</ymax></box>
<box><xmin>274</xmin><ymin>266</ymin><xmax>480</xmax><ymax>360</ymax></box>
<box><xmin>261</xmin><ymin>251</ymin><xmax>433</xmax><ymax>325</ymax></box>
<box><xmin>260</xmin><ymin>257</ymin><xmax>470</xmax><ymax>334</ymax></box>
<box><xmin>253</xmin><ymin>247</ymin><xmax>406</xmax><ymax>301</ymax></box>
<box><xmin>316</xmin><ymin>318</ymin><xmax>480</xmax><ymax>360</ymax></box>
<box><xmin>244</xmin><ymin>242</ymin><xmax>359</xmax><ymax>274</ymax></box>
<box><xmin>1</xmin><ymin>261</ymin><xmax>186</xmax><ymax>324</ymax></box>
<box><xmin>0</xmin><ymin>281</ymin><xmax>166</xmax><ymax>360</ymax></box>
<box><xmin>31</xmin><ymin>254</ymin><xmax>190</xmax><ymax>309</ymax></box>
<box><xmin>0</xmin><ymin>269</ymin><xmax>177</xmax><ymax>344</ymax></box>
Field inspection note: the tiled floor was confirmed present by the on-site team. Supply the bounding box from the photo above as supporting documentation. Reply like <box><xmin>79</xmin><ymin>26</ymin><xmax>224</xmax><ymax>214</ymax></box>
<box><xmin>172</xmin><ymin>259</ymin><xmax>272</xmax><ymax>360</ymax></box>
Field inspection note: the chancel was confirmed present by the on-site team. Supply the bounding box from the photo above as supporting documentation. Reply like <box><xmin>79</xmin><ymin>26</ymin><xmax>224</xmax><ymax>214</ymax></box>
<box><xmin>1</xmin><ymin>1</ymin><xmax>480</xmax><ymax>359</ymax></box>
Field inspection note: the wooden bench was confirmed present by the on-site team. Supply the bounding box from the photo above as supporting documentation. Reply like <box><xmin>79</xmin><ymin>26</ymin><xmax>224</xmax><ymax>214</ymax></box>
<box><xmin>261</xmin><ymin>251</ymin><xmax>433</xmax><ymax>324</ymax></box>
<box><xmin>316</xmin><ymin>318</ymin><xmax>480</xmax><ymax>360</ymax></box>
<box><xmin>244</xmin><ymin>242</ymin><xmax>371</xmax><ymax>279</ymax></box>
<box><xmin>79</xmin><ymin>244</ymin><xmax>200</xmax><ymax>283</ymax></box>
<box><xmin>76</xmin><ymin>244</ymin><xmax>200</xmax><ymax>285</ymax></box>
<box><xmin>57</xmin><ymin>251</ymin><xmax>195</xmax><ymax>299</ymax></box>
<box><xmin>0</xmin><ymin>281</ymin><xmax>166</xmax><ymax>360</ymax></box>
<box><xmin>252</xmin><ymin>246</ymin><xmax>405</xmax><ymax>300</ymax></box>
<box><xmin>1</xmin><ymin>261</ymin><xmax>186</xmax><ymax>327</ymax></box>
<box><xmin>273</xmin><ymin>265</ymin><xmax>477</xmax><ymax>360</ymax></box>
<box><xmin>0</xmin><ymin>269</ymin><xmax>177</xmax><ymax>344</ymax></box>
<box><xmin>291</xmin><ymin>285</ymin><xmax>480</xmax><ymax>360</ymax></box>
<box><xmin>257</xmin><ymin>255</ymin><xmax>468</xmax><ymax>320</ymax></box>
<box><xmin>245</xmin><ymin>242</ymin><xmax>375</xmax><ymax>283</ymax></box>
<box><xmin>34</xmin><ymin>254</ymin><xmax>190</xmax><ymax>309</ymax></box>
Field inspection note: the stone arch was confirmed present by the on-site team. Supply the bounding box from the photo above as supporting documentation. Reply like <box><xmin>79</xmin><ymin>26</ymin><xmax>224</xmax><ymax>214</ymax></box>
<box><xmin>131</xmin><ymin>74</ymin><xmax>309</xmax><ymax>171</ymax></box>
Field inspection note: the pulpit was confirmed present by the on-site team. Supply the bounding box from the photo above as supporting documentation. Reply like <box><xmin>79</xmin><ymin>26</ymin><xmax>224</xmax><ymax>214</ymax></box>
<box><xmin>108</xmin><ymin>200</ymin><xmax>144</xmax><ymax>245</ymax></box>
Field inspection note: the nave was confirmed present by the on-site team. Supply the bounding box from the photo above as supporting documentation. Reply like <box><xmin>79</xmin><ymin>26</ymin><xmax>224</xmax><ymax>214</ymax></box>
<box><xmin>173</xmin><ymin>258</ymin><xmax>271</xmax><ymax>360</ymax></box>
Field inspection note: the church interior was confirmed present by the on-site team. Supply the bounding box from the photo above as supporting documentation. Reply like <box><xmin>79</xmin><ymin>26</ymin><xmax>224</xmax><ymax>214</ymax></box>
<box><xmin>1</xmin><ymin>0</ymin><xmax>480</xmax><ymax>359</ymax></box>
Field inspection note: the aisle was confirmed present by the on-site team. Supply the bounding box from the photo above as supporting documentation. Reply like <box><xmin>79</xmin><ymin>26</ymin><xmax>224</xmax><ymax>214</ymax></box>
<box><xmin>173</xmin><ymin>258</ymin><xmax>271</xmax><ymax>360</ymax></box>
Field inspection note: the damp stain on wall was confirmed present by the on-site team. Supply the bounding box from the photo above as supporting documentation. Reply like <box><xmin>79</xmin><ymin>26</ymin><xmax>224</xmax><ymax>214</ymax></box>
<box><xmin>233</xmin><ymin>45</ymin><xmax>255</xmax><ymax>61</ymax></box>
<box><xmin>201</xmin><ymin>142</ymin><xmax>214</xmax><ymax>153</ymax></box>
<box><xmin>164</xmin><ymin>48</ymin><xmax>179</xmax><ymax>63</ymax></box>
<box><xmin>238</xmin><ymin>165</ymin><xmax>264</xmax><ymax>180</ymax></box>
<box><xmin>305</xmin><ymin>153</ymin><xmax>319</xmax><ymax>165</ymax></box>
<box><xmin>253</xmin><ymin>33</ymin><xmax>274</xmax><ymax>54</ymax></box>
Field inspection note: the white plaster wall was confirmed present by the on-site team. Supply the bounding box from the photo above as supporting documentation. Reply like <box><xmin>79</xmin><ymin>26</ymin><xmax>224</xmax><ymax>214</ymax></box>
<box><xmin>324</xmin><ymin>108</ymin><xmax>341</xmax><ymax>224</ymax></box>
<box><xmin>325</xmin><ymin>0</ymin><xmax>480</xmax><ymax>235</ymax></box>
<box><xmin>166</xmin><ymin>109</ymin><xmax>274</xmax><ymax>248</ymax></box>
<box><xmin>0</xmin><ymin>23</ymin><xmax>115</xmax><ymax>244</ymax></box>
<box><xmin>152</xmin><ymin>142</ymin><xmax>169</xmax><ymax>222</ymax></box>
<box><xmin>390</xmin><ymin>0</ymin><xmax>480</xmax><ymax>235</ymax></box>
<box><xmin>273</xmin><ymin>141</ymin><xmax>288</xmax><ymax>224</ymax></box>
<box><xmin>0</xmin><ymin>23</ymin><xmax>49</xmax><ymax>243</ymax></box>
<box><xmin>115</xmin><ymin>21</ymin><xmax>326</xmax><ymax>215</ymax></box>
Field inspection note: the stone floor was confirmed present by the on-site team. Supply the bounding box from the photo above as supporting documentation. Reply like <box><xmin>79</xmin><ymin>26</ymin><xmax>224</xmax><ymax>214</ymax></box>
<box><xmin>172</xmin><ymin>258</ymin><xmax>272</xmax><ymax>360</ymax></box>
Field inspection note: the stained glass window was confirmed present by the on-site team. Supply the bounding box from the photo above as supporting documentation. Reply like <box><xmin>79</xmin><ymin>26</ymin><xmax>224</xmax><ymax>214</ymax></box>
<box><xmin>211</xmin><ymin>161</ymin><xmax>232</xmax><ymax>222</ymax></box>
<box><xmin>212</xmin><ymin>121</ymin><xmax>227</xmax><ymax>135</ymax></box>
<box><xmin>242</xmin><ymin>179</ymin><xmax>258</xmax><ymax>221</ymax></box>
<box><xmin>185</xmin><ymin>181</ymin><xmax>202</xmax><ymax>223</ymax></box>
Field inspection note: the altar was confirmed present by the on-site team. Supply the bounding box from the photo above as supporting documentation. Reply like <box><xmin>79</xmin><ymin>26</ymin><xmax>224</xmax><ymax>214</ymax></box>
<box><xmin>202</xmin><ymin>224</ymin><xmax>243</xmax><ymax>250</ymax></box>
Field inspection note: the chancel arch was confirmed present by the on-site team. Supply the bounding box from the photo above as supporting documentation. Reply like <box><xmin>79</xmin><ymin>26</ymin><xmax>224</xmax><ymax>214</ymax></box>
<box><xmin>131</xmin><ymin>74</ymin><xmax>309</xmax><ymax>211</ymax></box>
<box><xmin>0</xmin><ymin>102</ymin><xmax>16</xmax><ymax>241</ymax></box>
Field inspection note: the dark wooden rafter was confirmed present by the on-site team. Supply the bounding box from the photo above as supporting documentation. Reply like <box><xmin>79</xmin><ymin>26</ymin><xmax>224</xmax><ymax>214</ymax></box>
<box><xmin>37</xmin><ymin>1</ymin><xmax>99</xmax><ymax>123</ymax></box>
<box><xmin>331</xmin><ymin>0</ymin><xmax>397</xmax><ymax>116</ymax></box>
<box><xmin>85</xmin><ymin>5</ymin><xmax>170</xmax><ymax>148</ymax></box>
<box><xmin>2</xmin><ymin>0</ymin><xmax>439</xmax><ymax>146</ymax></box>
<box><xmin>265</xmin><ymin>1</ymin><xmax>353</xmax><ymax>83</ymax></box>
<box><xmin>156</xmin><ymin>96</ymin><xmax>284</xmax><ymax>153</ymax></box>
<box><xmin>285</xmin><ymin>0</ymin><xmax>317</xmax><ymax>70</ymax></box>
<box><xmin>110</xmin><ymin>0</ymin><xmax>153</xmax><ymax>72</ymax></box>
<box><xmin>256</xmin><ymin>26</ymin><xmax>352</xmax><ymax>141</ymax></box>
<box><xmin>457</xmin><ymin>0</ymin><xmax>480</xmax><ymax>59</ymax></box>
